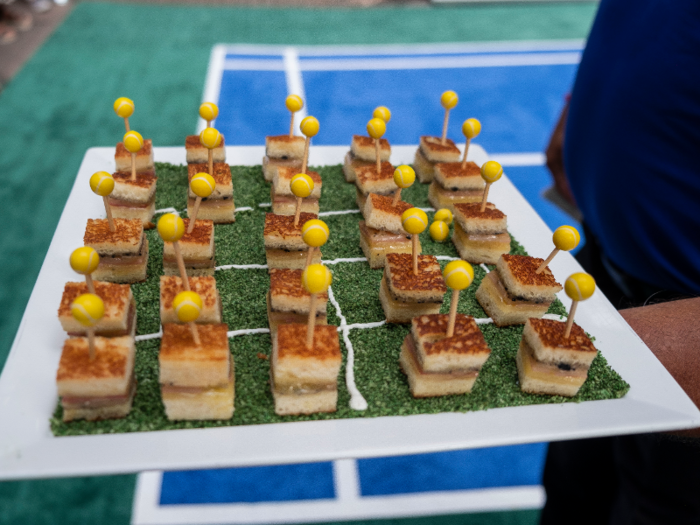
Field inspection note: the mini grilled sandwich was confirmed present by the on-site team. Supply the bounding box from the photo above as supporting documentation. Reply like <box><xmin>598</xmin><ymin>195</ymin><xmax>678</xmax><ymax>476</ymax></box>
<box><xmin>413</xmin><ymin>136</ymin><xmax>461</xmax><ymax>183</ymax></box>
<box><xmin>186</xmin><ymin>163</ymin><xmax>235</xmax><ymax>224</ymax></box>
<box><xmin>262</xmin><ymin>135</ymin><xmax>305</xmax><ymax>182</ymax></box>
<box><xmin>266</xmin><ymin>269</ymin><xmax>328</xmax><ymax>336</ymax></box>
<box><xmin>185</xmin><ymin>134</ymin><xmax>226</xmax><ymax>164</ymax></box>
<box><xmin>452</xmin><ymin>202</ymin><xmax>511</xmax><ymax>265</ymax></box>
<box><xmin>160</xmin><ymin>275</ymin><xmax>222</xmax><ymax>324</ymax></box>
<box><xmin>115</xmin><ymin>139</ymin><xmax>154</xmax><ymax>172</ymax></box>
<box><xmin>263</xmin><ymin>212</ymin><xmax>321</xmax><ymax>270</ymax></box>
<box><xmin>354</xmin><ymin>161</ymin><xmax>396</xmax><ymax>209</ymax></box>
<box><xmin>162</xmin><ymin>219</ymin><xmax>215</xmax><ymax>277</ymax></box>
<box><xmin>271</xmin><ymin>167</ymin><xmax>322</xmax><ymax>216</ymax></box>
<box><xmin>58</xmin><ymin>282</ymin><xmax>136</xmax><ymax>338</ymax></box>
<box><xmin>83</xmin><ymin>218</ymin><xmax>148</xmax><ymax>283</ymax></box>
<box><xmin>428</xmin><ymin>161</ymin><xmax>484</xmax><ymax>211</ymax></box>
<box><xmin>108</xmin><ymin>170</ymin><xmax>157</xmax><ymax>226</ymax></box>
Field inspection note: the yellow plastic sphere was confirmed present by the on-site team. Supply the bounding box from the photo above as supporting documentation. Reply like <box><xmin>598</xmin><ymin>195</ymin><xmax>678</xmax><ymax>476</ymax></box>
<box><xmin>70</xmin><ymin>247</ymin><xmax>100</xmax><ymax>275</ymax></box>
<box><xmin>113</xmin><ymin>97</ymin><xmax>134</xmax><ymax>118</ymax></box>
<box><xmin>190</xmin><ymin>172</ymin><xmax>216</xmax><ymax>199</ymax></box>
<box><xmin>300</xmin><ymin>116</ymin><xmax>320</xmax><ymax>138</ymax></box>
<box><xmin>199</xmin><ymin>127</ymin><xmax>222</xmax><ymax>149</ymax></box>
<box><xmin>434</xmin><ymin>208</ymin><xmax>453</xmax><ymax>225</ymax></box>
<box><xmin>366</xmin><ymin>118</ymin><xmax>386</xmax><ymax>139</ymax></box>
<box><xmin>123</xmin><ymin>130</ymin><xmax>144</xmax><ymax>153</ymax></box>
<box><xmin>429</xmin><ymin>220</ymin><xmax>449</xmax><ymax>242</ymax></box>
<box><xmin>157</xmin><ymin>213</ymin><xmax>185</xmax><ymax>243</ymax></box>
<box><xmin>443</xmin><ymin>260</ymin><xmax>474</xmax><ymax>290</ymax></box>
<box><xmin>199</xmin><ymin>102</ymin><xmax>219</xmax><ymax>121</ymax></box>
<box><xmin>173</xmin><ymin>291</ymin><xmax>203</xmax><ymax>323</ymax></box>
<box><xmin>440</xmin><ymin>90</ymin><xmax>459</xmax><ymax>110</ymax></box>
<box><xmin>373</xmin><ymin>106</ymin><xmax>391</xmax><ymax>122</ymax></box>
<box><xmin>290</xmin><ymin>173</ymin><xmax>314</xmax><ymax>199</ymax></box>
<box><xmin>285</xmin><ymin>94</ymin><xmax>304</xmax><ymax>113</ymax></box>
<box><xmin>302</xmin><ymin>263</ymin><xmax>332</xmax><ymax>294</ymax></box>
<box><xmin>401</xmin><ymin>208</ymin><xmax>428</xmax><ymax>235</ymax></box>
<box><xmin>71</xmin><ymin>293</ymin><xmax>105</xmax><ymax>327</ymax></box>
<box><xmin>89</xmin><ymin>171</ymin><xmax>115</xmax><ymax>197</ymax></box>
<box><xmin>565</xmin><ymin>273</ymin><xmax>596</xmax><ymax>301</ymax></box>
<box><xmin>393</xmin><ymin>165</ymin><xmax>416</xmax><ymax>189</ymax></box>
<box><xmin>481</xmin><ymin>160</ymin><xmax>503</xmax><ymax>183</ymax></box>
<box><xmin>553</xmin><ymin>225</ymin><xmax>581</xmax><ymax>252</ymax></box>
<box><xmin>302</xmin><ymin>219</ymin><xmax>329</xmax><ymax>248</ymax></box>
<box><xmin>462</xmin><ymin>118</ymin><xmax>482</xmax><ymax>139</ymax></box>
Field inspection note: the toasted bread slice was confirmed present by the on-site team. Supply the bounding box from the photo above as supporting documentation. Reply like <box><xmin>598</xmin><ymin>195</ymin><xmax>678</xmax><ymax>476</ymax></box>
<box><xmin>355</xmin><ymin>161</ymin><xmax>396</xmax><ymax>196</ymax></box>
<box><xmin>350</xmin><ymin>135</ymin><xmax>391</xmax><ymax>162</ymax></box>
<box><xmin>358</xmin><ymin>221</ymin><xmax>414</xmax><ymax>269</ymax></box>
<box><xmin>385</xmin><ymin>253</ymin><xmax>446</xmax><ymax>303</ymax></box>
<box><xmin>523</xmin><ymin>318</ymin><xmax>597</xmax><ymax>368</ymax></box>
<box><xmin>453</xmin><ymin>203</ymin><xmax>507</xmax><ymax>235</ymax></box>
<box><xmin>497</xmin><ymin>254</ymin><xmax>563</xmax><ymax>302</ymax></box>
<box><xmin>273</xmin><ymin>167</ymin><xmax>322</xmax><ymax>198</ymax></box>
<box><xmin>110</xmin><ymin>170</ymin><xmax>157</xmax><ymax>204</ymax></box>
<box><xmin>413</xmin><ymin>147</ymin><xmax>436</xmax><ymax>183</ymax></box>
<box><xmin>266</xmin><ymin>135</ymin><xmax>305</xmax><ymax>159</ymax></box>
<box><xmin>428</xmin><ymin>182</ymin><xmax>483</xmax><ymax>212</ymax></box>
<box><xmin>452</xmin><ymin>222</ymin><xmax>510</xmax><ymax>265</ymax></box>
<box><xmin>516</xmin><ymin>337</ymin><xmax>588</xmax><ymax>397</ymax></box>
<box><xmin>379</xmin><ymin>276</ymin><xmax>442</xmax><ymax>324</ymax></box>
<box><xmin>84</xmin><ymin>218</ymin><xmax>144</xmax><ymax>256</ymax></box>
<box><xmin>185</xmin><ymin>134</ymin><xmax>226</xmax><ymax>164</ymax></box>
<box><xmin>362</xmin><ymin>193</ymin><xmax>411</xmax><ymax>234</ymax></box>
<box><xmin>419</xmin><ymin>136</ymin><xmax>461</xmax><ymax>163</ymax></box>
<box><xmin>433</xmin><ymin>161</ymin><xmax>484</xmax><ymax>191</ymax></box>
<box><xmin>262</xmin><ymin>155</ymin><xmax>303</xmax><ymax>183</ymax></box>
<box><xmin>160</xmin><ymin>276</ymin><xmax>222</xmax><ymax>324</ymax></box>
<box><xmin>161</xmin><ymin>359</ymin><xmax>234</xmax><ymax>420</ymax></box>
<box><xmin>343</xmin><ymin>151</ymin><xmax>374</xmax><ymax>183</ymax></box>
<box><xmin>58</xmin><ymin>282</ymin><xmax>135</xmax><ymax>337</ymax></box>
<box><xmin>187</xmin><ymin>163</ymin><xmax>233</xmax><ymax>199</ymax></box>
<box><xmin>115</xmin><ymin>139</ymin><xmax>154</xmax><ymax>172</ymax></box>
<box><xmin>475</xmin><ymin>271</ymin><xmax>551</xmax><ymax>327</ymax></box>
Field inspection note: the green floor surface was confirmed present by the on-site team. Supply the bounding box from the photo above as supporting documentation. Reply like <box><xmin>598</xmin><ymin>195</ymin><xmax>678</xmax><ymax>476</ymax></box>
<box><xmin>0</xmin><ymin>2</ymin><xmax>598</xmax><ymax>524</ymax></box>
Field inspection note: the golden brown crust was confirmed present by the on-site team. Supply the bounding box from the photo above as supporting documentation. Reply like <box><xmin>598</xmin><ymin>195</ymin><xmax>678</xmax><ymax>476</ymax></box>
<box><xmin>180</xmin><ymin>219</ymin><xmax>214</xmax><ymax>246</ymax></box>
<box><xmin>112</xmin><ymin>170</ymin><xmax>157</xmax><ymax>188</ymax></box>
<box><xmin>277</xmin><ymin>324</ymin><xmax>340</xmax><ymax>360</ymax></box>
<box><xmin>368</xmin><ymin>193</ymin><xmax>412</xmax><ymax>217</ymax></box>
<box><xmin>528</xmin><ymin>318</ymin><xmax>597</xmax><ymax>353</ymax></box>
<box><xmin>435</xmin><ymin>161</ymin><xmax>481</xmax><ymax>179</ymax></box>
<box><xmin>424</xmin><ymin>330</ymin><xmax>490</xmax><ymax>356</ymax></box>
<box><xmin>185</xmin><ymin>135</ymin><xmax>225</xmax><ymax>148</ymax></box>
<box><xmin>454</xmin><ymin>203</ymin><xmax>504</xmax><ymax>220</ymax></box>
<box><xmin>386</xmin><ymin>254</ymin><xmax>447</xmax><ymax>294</ymax></box>
<box><xmin>356</xmin><ymin>161</ymin><xmax>395</xmax><ymax>183</ymax></box>
<box><xmin>115</xmin><ymin>139</ymin><xmax>152</xmax><ymax>158</ymax></box>
<box><xmin>352</xmin><ymin>135</ymin><xmax>390</xmax><ymax>150</ymax></box>
<box><xmin>57</xmin><ymin>339</ymin><xmax>129</xmax><ymax>381</ymax></box>
<box><xmin>277</xmin><ymin>167</ymin><xmax>322</xmax><ymax>185</ymax></box>
<box><xmin>187</xmin><ymin>163</ymin><xmax>232</xmax><ymax>187</ymax></box>
<box><xmin>84</xmin><ymin>218</ymin><xmax>143</xmax><ymax>245</ymax></box>
<box><xmin>264</xmin><ymin>212</ymin><xmax>318</xmax><ymax>237</ymax></box>
<box><xmin>421</xmin><ymin>136</ymin><xmax>460</xmax><ymax>153</ymax></box>
<box><xmin>412</xmin><ymin>313</ymin><xmax>476</xmax><ymax>339</ymax></box>
<box><xmin>267</xmin><ymin>134</ymin><xmax>304</xmax><ymax>144</ymax></box>
<box><xmin>269</xmin><ymin>269</ymin><xmax>328</xmax><ymax>301</ymax></box>
<box><xmin>160</xmin><ymin>323</ymin><xmax>230</xmax><ymax>360</ymax></box>
<box><xmin>501</xmin><ymin>254</ymin><xmax>561</xmax><ymax>288</ymax></box>
<box><xmin>160</xmin><ymin>276</ymin><xmax>219</xmax><ymax>310</ymax></box>
<box><xmin>58</xmin><ymin>282</ymin><xmax>130</xmax><ymax>317</ymax></box>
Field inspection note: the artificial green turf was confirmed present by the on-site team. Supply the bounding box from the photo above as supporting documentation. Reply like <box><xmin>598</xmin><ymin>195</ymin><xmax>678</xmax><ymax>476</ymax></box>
<box><xmin>51</xmin><ymin>162</ymin><xmax>628</xmax><ymax>436</ymax></box>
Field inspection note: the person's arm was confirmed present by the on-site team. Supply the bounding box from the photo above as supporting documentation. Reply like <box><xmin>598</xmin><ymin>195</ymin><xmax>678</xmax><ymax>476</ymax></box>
<box><xmin>620</xmin><ymin>297</ymin><xmax>700</xmax><ymax>438</ymax></box>
<box><xmin>545</xmin><ymin>102</ymin><xmax>577</xmax><ymax>207</ymax></box>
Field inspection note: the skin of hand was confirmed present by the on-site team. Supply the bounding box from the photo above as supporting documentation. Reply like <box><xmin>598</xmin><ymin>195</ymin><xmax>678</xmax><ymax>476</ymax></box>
<box><xmin>545</xmin><ymin>102</ymin><xmax>577</xmax><ymax>207</ymax></box>
<box><xmin>621</xmin><ymin>297</ymin><xmax>700</xmax><ymax>438</ymax></box>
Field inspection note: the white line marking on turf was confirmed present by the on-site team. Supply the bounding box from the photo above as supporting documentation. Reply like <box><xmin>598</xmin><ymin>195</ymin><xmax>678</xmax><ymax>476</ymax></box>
<box><xmin>328</xmin><ymin>285</ymin><xmax>368</xmax><ymax>411</ymax></box>
<box><xmin>227</xmin><ymin>328</ymin><xmax>270</xmax><ymax>338</ymax></box>
<box><xmin>135</xmin><ymin>326</ymin><xmax>163</xmax><ymax>342</ymax></box>
<box><xmin>154</xmin><ymin>207</ymin><xmax>180</xmax><ymax>215</ymax></box>
<box><xmin>318</xmin><ymin>209</ymin><xmax>361</xmax><ymax>217</ymax></box>
<box><xmin>283</xmin><ymin>47</ymin><xmax>308</xmax><ymax>136</ymax></box>
<box><xmin>481</xmin><ymin>264</ymin><xmax>491</xmax><ymax>273</ymax></box>
<box><xmin>235</xmin><ymin>206</ymin><xmax>253</xmax><ymax>212</ymax></box>
<box><xmin>216</xmin><ymin>263</ymin><xmax>269</xmax><ymax>270</ymax></box>
<box><xmin>323</xmin><ymin>257</ymin><xmax>368</xmax><ymax>265</ymax></box>
<box><xmin>258</xmin><ymin>202</ymin><xmax>271</xmax><ymax>208</ymax></box>
<box><xmin>346</xmin><ymin>320</ymin><xmax>385</xmax><ymax>331</ymax></box>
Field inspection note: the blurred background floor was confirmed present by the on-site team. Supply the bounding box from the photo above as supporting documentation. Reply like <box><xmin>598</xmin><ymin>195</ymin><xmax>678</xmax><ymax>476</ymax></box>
<box><xmin>0</xmin><ymin>2</ymin><xmax>597</xmax><ymax>524</ymax></box>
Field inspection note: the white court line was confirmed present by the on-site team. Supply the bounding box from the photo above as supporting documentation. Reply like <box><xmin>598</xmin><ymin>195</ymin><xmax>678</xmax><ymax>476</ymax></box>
<box><xmin>328</xmin><ymin>286</ymin><xmax>368</xmax><ymax>411</ymax></box>
<box><xmin>227</xmin><ymin>328</ymin><xmax>270</xmax><ymax>338</ymax></box>
<box><xmin>197</xmin><ymin>45</ymin><xmax>227</xmax><ymax>133</ymax></box>
<box><xmin>333</xmin><ymin>458</ymin><xmax>361</xmax><ymax>504</ymax></box>
<box><xmin>135</xmin><ymin>326</ymin><xmax>163</xmax><ymax>343</ymax></box>
<box><xmin>258</xmin><ymin>202</ymin><xmax>271</xmax><ymax>208</ymax></box>
<box><xmin>283</xmin><ymin>47</ymin><xmax>308</xmax><ymax>136</ymax></box>
<box><xmin>216</xmin><ymin>263</ymin><xmax>269</xmax><ymax>271</ymax></box>
<box><xmin>319</xmin><ymin>209</ymin><xmax>361</xmax><ymax>217</ymax></box>
<box><xmin>322</xmin><ymin>257</ymin><xmax>367</xmax><ymax>265</ymax></box>
<box><xmin>154</xmin><ymin>207</ymin><xmax>180</xmax><ymax>215</ymax></box>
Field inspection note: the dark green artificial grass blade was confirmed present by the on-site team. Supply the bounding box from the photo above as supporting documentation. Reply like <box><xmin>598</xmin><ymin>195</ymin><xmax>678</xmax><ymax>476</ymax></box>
<box><xmin>51</xmin><ymin>163</ymin><xmax>628</xmax><ymax>436</ymax></box>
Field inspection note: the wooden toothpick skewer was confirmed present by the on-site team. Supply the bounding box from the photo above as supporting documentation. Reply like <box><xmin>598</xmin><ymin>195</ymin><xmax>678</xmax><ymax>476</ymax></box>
<box><xmin>412</xmin><ymin>234</ymin><xmax>419</xmax><ymax>275</ymax></box>
<box><xmin>441</xmin><ymin>108</ymin><xmax>450</xmax><ymax>145</ymax></box>
<box><xmin>189</xmin><ymin>322</ymin><xmax>201</xmax><ymax>345</ymax></box>
<box><xmin>564</xmin><ymin>301</ymin><xmax>578</xmax><ymax>338</ymax></box>
<box><xmin>461</xmin><ymin>138</ymin><xmax>471</xmax><ymax>169</ymax></box>
<box><xmin>375</xmin><ymin>138</ymin><xmax>381</xmax><ymax>174</ymax></box>
<box><xmin>306</xmin><ymin>293</ymin><xmax>318</xmax><ymax>349</ymax></box>
<box><xmin>294</xmin><ymin>197</ymin><xmax>303</xmax><ymax>227</ymax></box>
<box><xmin>124</xmin><ymin>117</ymin><xmax>130</xmax><ymax>133</ymax></box>
<box><xmin>102</xmin><ymin>197</ymin><xmax>115</xmax><ymax>232</ymax></box>
<box><xmin>392</xmin><ymin>188</ymin><xmax>402</xmax><ymax>207</ymax></box>
<box><xmin>130</xmin><ymin>153</ymin><xmax>136</xmax><ymax>181</ymax></box>
<box><xmin>301</xmin><ymin>137</ymin><xmax>310</xmax><ymax>174</ymax></box>
<box><xmin>480</xmin><ymin>182</ymin><xmax>492</xmax><ymax>213</ymax></box>
<box><xmin>87</xmin><ymin>328</ymin><xmax>96</xmax><ymax>361</ymax></box>
<box><xmin>446</xmin><ymin>289</ymin><xmax>460</xmax><ymax>337</ymax></box>
<box><xmin>536</xmin><ymin>248</ymin><xmax>560</xmax><ymax>274</ymax></box>
<box><xmin>289</xmin><ymin>112</ymin><xmax>295</xmax><ymax>138</ymax></box>
<box><xmin>173</xmin><ymin>242</ymin><xmax>191</xmax><ymax>292</ymax></box>
<box><xmin>305</xmin><ymin>246</ymin><xmax>315</xmax><ymax>268</ymax></box>
<box><xmin>187</xmin><ymin>198</ymin><xmax>202</xmax><ymax>234</ymax></box>
<box><xmin>85</xmin><ymin>273</ymin><xmax>95</xmax><ymax>295</ymax></box>
<box><xmin>208</xmin><ymin>149</ymin><xmax>214</xmax><ymax>178</ymax></box>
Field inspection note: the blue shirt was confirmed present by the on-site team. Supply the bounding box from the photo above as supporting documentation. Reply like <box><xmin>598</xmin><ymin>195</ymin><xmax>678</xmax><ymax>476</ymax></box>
<box><xmin>565</xmin><ymin>0</ymin><xmax>700</xmax><ymax>294</ymax></box>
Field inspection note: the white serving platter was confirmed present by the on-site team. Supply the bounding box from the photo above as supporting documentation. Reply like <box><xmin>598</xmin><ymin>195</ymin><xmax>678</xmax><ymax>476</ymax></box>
<box><xmin>0</xmin><ymin>145</ymin><xmax>698</xmax><ymax>480</ymax></box>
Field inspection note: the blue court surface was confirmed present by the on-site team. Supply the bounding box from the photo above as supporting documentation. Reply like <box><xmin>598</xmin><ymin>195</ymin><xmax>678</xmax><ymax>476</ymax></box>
<box><xmin>134</xmin><ymin>42</ymin><xmax>582</xmax><ymax>524</ymax></box>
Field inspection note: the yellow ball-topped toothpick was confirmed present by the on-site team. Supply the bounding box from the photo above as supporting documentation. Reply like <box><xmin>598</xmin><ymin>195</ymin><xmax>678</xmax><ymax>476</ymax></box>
<box><xmin>286</xmin><ymin>95</ymin><xmax>304</xmax><ymax>137</ymax></box>
<box><xmin>434</xmin><ymin>208</ymin><xmax>453</xmax><ymax>225</ymax></box>
<box><xmin>440</xmin><ymin>90</ymin><xmax>458</xmax><ymax>144</ymax></box>
<box><xmin>563</xmin><ymin>272</ymin><xmax>596</xmax><ymax>338</ymax></box>
<box><xmin>302</xmin><ymin>219</ymin><xmax>329</xmax><ymax>268</ymax></box>
<box><xmin>392</xmin><ymin>165</ymin><xmax>415</xmax><ymax>206</ymax></box>
<box><xmin>429</xmin><ymin>220</ymin><xmax>449</xmax><ymax>242</ymax></box>
<box><xmin>200</xmin><ymin>127</ymin><xmax>222</xmax><ymax>177</ymax></box>
<box><xmin>299</xmin><ymin>115</ymin><xmax>319</xmax><ymax>175</ymax></box>
<box><xmin>291</xmin><ymin>173</ymin><xmax>315</xmax><ymax>227</ymax></box>
<box><xmin>70</xmin><ymin>246</ymin><xmax>100</xmax><ymax>294</ymax></box>
<box><xmin>90</xmin><ymin>171</ymin><xmax>116</xmax><ymax>232</ymax></box>
<box><xmin>373</xmin><ymin>106</ymin><xmax>391</xmax><ymax>123</ymax></box>
<box><xmin>158</xmin><ymin>213</ymin><xmax>190</xmax><ymax>291</ymax></box>
<box><xmin>188</xmin><ymin>172</ymin><xmax>216</xmax><ymax>233</ymax></box>
<box><xmin>402</xmin><ymin>207</ymin><xmax>428</xmax><ymax>275</ymax></box>
<box><xmin>301</xmin><ymin>263</ymin><xmax>332</xmax><ymax>349</ymax></box>
<box><xmin>113</xmin><ymin>97</ymin><xmax>134</xmax><ymax>132</ymax></box>
<box><xmin>123</xmin><ymin>130</ymin><xmax>144</xmax><ymax>181</ymax></box>
<box><xmin>479</xmin><ymin>160</ymin><xmax>503</xmax><ymax>212</ymax></box>
<box><xmin>199</xmin><ymin>102</ymin><xmax>219</xmax><ymax>128</ymax></box>
<box><xmin>367</xmin><ymin>117</ymin><xmax>387</xmax><ymax>175</ymax></box>
<box><xmin>536</xmin><ymin>225</ymin><xmax>582</xmax><ymax>274</ymax></box>
<box><xmin>71</xmin><ymin>293</ymin><xmax>105</xmax><ymax>360</ymax></box>
<box><xmin>442</xmin><ymin>260</ymin><xmax>474</xmax><ymax>337</ymax></box>
<box><xmin>461</xmin><ymin>118</ymin><xmax>482</xmax><ymax>168</ymax></box>
<box><xmin>173</xmin><ymin>290</ymin><xmax>203</xmax><ymax>345</ymax></box>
